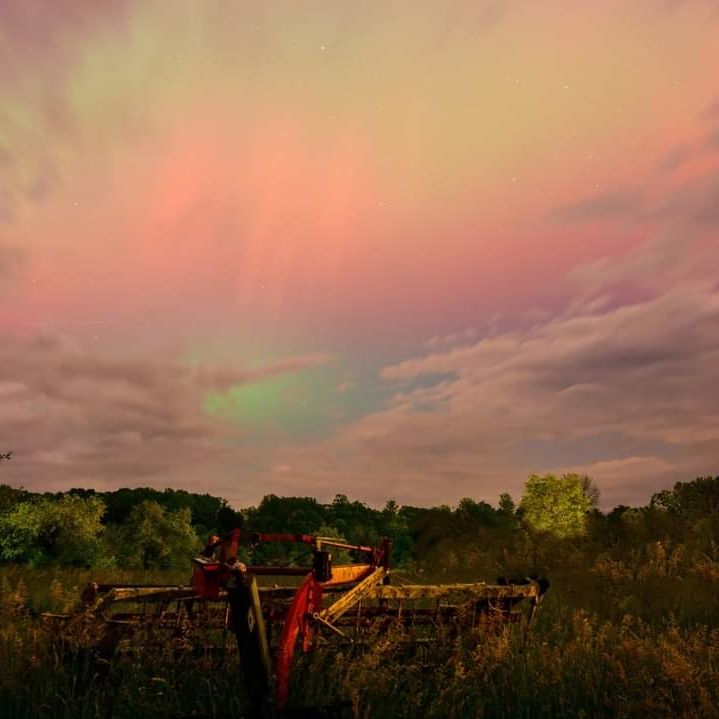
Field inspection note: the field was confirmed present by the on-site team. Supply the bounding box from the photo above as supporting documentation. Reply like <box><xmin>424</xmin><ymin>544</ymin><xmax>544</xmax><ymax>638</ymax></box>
<box><xmin>1</xmin><ymin>560</ymin><xmax>718</xmax><ymax>719</ymax></box>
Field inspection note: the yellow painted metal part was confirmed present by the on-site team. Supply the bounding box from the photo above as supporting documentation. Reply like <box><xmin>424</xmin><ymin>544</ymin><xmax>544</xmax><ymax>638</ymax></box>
<box><xmin>317</xmin><ymin>567</ymin><xmax>388</xmax><ymax>624</ymax></box>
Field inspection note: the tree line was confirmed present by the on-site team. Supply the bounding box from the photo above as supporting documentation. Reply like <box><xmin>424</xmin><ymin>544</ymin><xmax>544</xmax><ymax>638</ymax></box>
<box><xmin>0</xmin><ymin>473</ymin><xmax>717</xmax><ymax>577</ymax></box>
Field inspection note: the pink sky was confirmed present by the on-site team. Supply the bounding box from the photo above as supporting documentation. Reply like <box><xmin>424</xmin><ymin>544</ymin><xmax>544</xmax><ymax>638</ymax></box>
<box><xmin>1</xmin><ymin>0</ymin><xmax>718</xmax><ymax>508</ymax></box>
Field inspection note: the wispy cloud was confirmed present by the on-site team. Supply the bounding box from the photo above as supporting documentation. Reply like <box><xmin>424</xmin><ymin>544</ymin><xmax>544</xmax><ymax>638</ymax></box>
<box><xmin>158</xmin><ymin>149</ymin><xmax>719</xmax><ymax>507</ymax></box>
<box><xmin>257</xmin><ymin>226</ymin><xmax>719</xmax><ymax>508</ymax></box>
<box><xmin>0</xmin><ymin>335</ymin><xmax>332</xmax><ymax>497</ymax></box>
<box><xmin>656</xmin><ymin>124</ymin><xmax>719</xmax><ymax>173</ymax></box>
<box><xmin>651</xmin><ymin>168</ymin><xmax>719</xmax><ymax>228</ymax></box>
<box><xmin>0</xmin><ymin>243</ymin><xmax>26</xmax><ymax>292</ymax></box>
<box><xmin>700</xmin><ymin>97</ymin><xmax>719</xmax><ymax>122</ymax></box>
<box><xmin>0</xmin><ymin>193</ymin><xmax>15</xmax><ymax>225</ymax></box>
<box><xmin>553</xmin><ymin>189</ymin><xmax>643</xmax><ymax>223</ymax></box>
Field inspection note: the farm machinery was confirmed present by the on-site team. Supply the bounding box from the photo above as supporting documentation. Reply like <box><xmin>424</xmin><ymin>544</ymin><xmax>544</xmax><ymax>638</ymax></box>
<box><xmin>47</xmin><ymin>530</ymin><xmax>549</xmax><ymax>716</ymax></box>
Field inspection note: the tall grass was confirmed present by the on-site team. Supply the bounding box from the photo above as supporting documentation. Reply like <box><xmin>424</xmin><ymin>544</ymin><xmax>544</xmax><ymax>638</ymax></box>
<box><xmin>1</xmin><ymin>564</ymin><xmax>718</xmax><ymax>718</ymax></box>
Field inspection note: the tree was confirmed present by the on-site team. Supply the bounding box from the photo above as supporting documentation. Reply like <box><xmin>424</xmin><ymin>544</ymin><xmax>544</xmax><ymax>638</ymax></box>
<box><xmin>0</xmin><ymin>484</ymin><xmax>29</xmax><ymax>515</ymax></box>
<box><xmin>118</xmin><ymin>500</ymin><xmax>200</xmax><ymax>569</ymax></box>
<box><xmin>651</xmin><ymin>477</ymin><xmax>719</xmax><ymax>519</ymax></box>
<box><xmin>379</xmin><ymin>500</ymin><xmax>412</xmax><ymax>565</ymax></box>
<box><xmin>579</xmin><ymin>475</ymin><xmax>601</xmax><ymax>508</ymax></box>
<box><xmin>456</xmin><ymin>498</ymin><xmax>499</xmax><ymax>528</ymax></box>
<box><xmin>407</xmin><ymin>505</ymin><xmax>455</xmax><ymax>557</ymax></box>
<box><xmin>329</xmin><ymin>495</ymin><xmax>380</xmax><ymax>546</ymax></box>
<box><xmin>519</xmin><ymin>473</ymin><xmax>592</xmax><ymax>538</ymax></box>
<box><xmin>0</xmin><ymin>501</ymin><xmax>44</xmax><ymax>564</ymax></box>
<box><xmin>383</xmin><ymin>500</ymin><xmax>399</xmax><ymax>517</ymax></box>
<box><xmin>315</xmin><ymin>525</ymin><xmax>351</xmax><ymax>564</ymax></box>
<box><xmin>498</xmin><ymin>493</ymin><xmax>517</xmax><ymax>517</ymax></box>
<box><xmin>216</xmin><ymin>503</ymin><xmax>244</xmax><ymax>533</ymax></box>
<box><xmin>0</xmin><ymin>495</ymin><xmax>108</xmax><ymax>566</ymax></box>
<box><xmin>248</xmin><ymin>495</ymin><xmax>326</xmax><ymax>534</ymax></box>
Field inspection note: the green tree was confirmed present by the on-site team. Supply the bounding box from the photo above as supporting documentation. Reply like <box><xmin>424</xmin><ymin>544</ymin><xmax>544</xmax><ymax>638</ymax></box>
<box><xmin>0</xmin><ymin>484</ymin><xmax>30</xmax><ymax>515</ymax></box>
<box><xmin>315</xmin><ymin>525</ymin><xmax>351</xmax><ymax>564</ymax></box>
<box><xmin>329</xmin><ymin>494</ymin><xmax>380</xmax><ymax>546</ymax></box>
<box><xmin>456</xmin><ymin>498</ymin><xmax>499</xmax><ymax>527</ymax></box>
<box><xmin>0</xmin><ymin>501</ymin><xmax>44</xmax><ymax>564</ymax></box>
<box><xmin>119</xmin><ymin>500</ymin><xmax>200</xmax><ymax>569</ymax></box>
<box><xmin>579</xmin><ymin>475</ymin><xmax>601</xmax><ymax>508</ymax></box>
<box><xmin>0</xmin><ymin>495</ymin><xmax>109</xmax><ymax>566</ymax></box>
<box><xmin>651</xmin><ymin>477</ymin><xmax>719</xmax><ymax>519</ymax></box>
<box><xmin>248</xmin><ymin>495</ymin><xmax>326</xmax><ymax>534</ymax></box>
<box><xmin>383</xmin><ymin>500</ymin><xmax>399</xmax><ymax>517</ymax></box>
<box><xmin>498</xmin><ymin>493</ymin><xmax>516</xmax><ymax>517</ymax></box>
<box><xmin>379</xmin><ymin>500</ymin><xmax>412</xmax><ymax>565</ymax></box>
<box><xmin>216</xmin><ymin>503</ymin><xmax>244</xmax><ymax>533</ymax></box>
<box><xmin>519</xmin><ymin>473</ymin><xmax>592</xmax><ymax>538</ymax></box>
<box><xmin>650</xmin><ymin>477</ymin><xmax>719</xmax><ymax>544</ymax></box>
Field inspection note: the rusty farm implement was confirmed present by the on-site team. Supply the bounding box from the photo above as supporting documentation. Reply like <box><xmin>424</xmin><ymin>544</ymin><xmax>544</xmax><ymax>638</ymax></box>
<box><xmin>46</xmin><ymin>530</ymin><xmax>549</xmax><ymax>716</ymax></box>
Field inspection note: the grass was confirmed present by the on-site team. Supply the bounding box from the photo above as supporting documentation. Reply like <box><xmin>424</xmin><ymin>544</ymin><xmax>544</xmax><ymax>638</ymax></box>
<box><xmin>1</xmin><ymin>564</ymin><xmax>718</xmax><ymax>719</ymax></box>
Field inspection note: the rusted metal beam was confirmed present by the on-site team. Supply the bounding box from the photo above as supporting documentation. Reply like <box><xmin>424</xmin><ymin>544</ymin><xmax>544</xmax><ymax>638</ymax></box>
<box><xmin>365</xmin><ymin>582</ymin><xmax>541</xmax><ymax>602</ymax></box>
<box><xmin>317</xmin><ymin>567</ymin><xmax>387</xmax><ymax>624</ymax></box>
<box><xmin>315</xmin><ymin>538</ymin><xmax>376</xmax><ymax>554</ymax></box>
<box><xmin>103</xmin><ymin>587</ymin><xmax>200</xmax><ymax>603</ymax></box>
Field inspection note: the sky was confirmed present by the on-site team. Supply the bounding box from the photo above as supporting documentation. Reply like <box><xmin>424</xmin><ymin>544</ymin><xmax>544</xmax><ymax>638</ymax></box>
<box><xmin>1</xmin><ymin>0</ymin><xmax>718</xmax><ymax>510</ymax></box>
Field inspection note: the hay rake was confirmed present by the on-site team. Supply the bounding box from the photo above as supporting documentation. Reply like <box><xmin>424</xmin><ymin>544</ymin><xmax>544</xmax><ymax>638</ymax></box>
<box><xmin>46</xmin><ymin>530</ymin><xmax>548</xmax><ymax>716</ymax></box>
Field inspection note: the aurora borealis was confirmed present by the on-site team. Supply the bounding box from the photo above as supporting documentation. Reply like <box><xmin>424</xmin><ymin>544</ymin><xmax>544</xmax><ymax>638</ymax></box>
<box><xmin>1</xmin><ymin>0</ymin><xmax>718</xmax><ymax>508</ymax></box>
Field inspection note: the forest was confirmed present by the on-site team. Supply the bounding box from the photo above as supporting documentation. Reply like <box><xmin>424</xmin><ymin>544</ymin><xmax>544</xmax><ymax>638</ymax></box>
<box><xmin>1</xmin><ymin>473</ymin><xmax>718</xmax><ymax>718</ymax></box>
<box><xmin>0</xmin><ymin>474</ymin><xmax>718</xmax><ymax>577</ymax></box>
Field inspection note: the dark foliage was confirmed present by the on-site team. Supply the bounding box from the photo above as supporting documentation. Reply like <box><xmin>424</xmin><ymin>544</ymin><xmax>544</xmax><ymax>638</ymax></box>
<box><xmin>0</xmin><ymin>476</ymin><xmax>717</xmax><ymax>573</ymax></box>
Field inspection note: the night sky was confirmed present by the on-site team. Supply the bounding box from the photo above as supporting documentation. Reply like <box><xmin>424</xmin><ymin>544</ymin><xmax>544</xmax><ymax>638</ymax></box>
<box><xmin>1</xmin><ymin>0</ymin><xmax>718</xmax><ymax>509</ymax></box>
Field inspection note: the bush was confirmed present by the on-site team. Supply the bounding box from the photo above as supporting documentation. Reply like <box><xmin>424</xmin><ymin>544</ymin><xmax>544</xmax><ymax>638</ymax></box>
<box><xmin>0</xmin><ymin>495</ymin><xmax>108</xmax><ymax>567</ymax></box>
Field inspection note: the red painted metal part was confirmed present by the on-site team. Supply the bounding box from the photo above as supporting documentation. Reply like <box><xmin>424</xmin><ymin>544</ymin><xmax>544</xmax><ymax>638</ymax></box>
<box><xmin>191</xmin><ymin>561</ymin><xmax>222</xmax><ymax>599</ymax></box>
<box><xmin>275</xmin><ymin>574</ymin><xmax>323</xmax><ymax>709</ymax></box>
<box><xmin>254</xmin><ymin>533</ymin><xmax>317</xmax><ymax>545</ymax></box>
<box><xmin>189</xmin><ymin>529</ymin><xmax>390</xmax><ymax>708</ymax></box>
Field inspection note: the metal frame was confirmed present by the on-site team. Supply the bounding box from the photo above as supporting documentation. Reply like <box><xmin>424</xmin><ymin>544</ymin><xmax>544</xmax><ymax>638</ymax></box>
<box><xmin>48</xmin><ymin>530</ymin><xmax>549</xmax><ymax>715</ymax></box>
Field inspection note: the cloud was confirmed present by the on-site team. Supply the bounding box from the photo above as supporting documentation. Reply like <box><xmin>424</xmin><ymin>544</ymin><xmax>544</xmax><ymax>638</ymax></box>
<box><xmin>555</xmin><ymin>160</ymin><xmax>719</xmax><ymax>233</ymax></box>
<box><xmin>652</xmin><ymin>0</ymin><xmax>719</xmax><ymax>16</ymax></box>
<box><xmin>0</xmin><ymin>335</ymin><xmax>332</xmax><ymax>498</ymax></box>
<box><xmin>657</xmin><ymin>125</ymin><xmax>719</xmax><ymax>173</ymax></box>
<box><xmin>650</xmin><ymin>168</ymin><xmax>719</xmax><ymax>228</ymax></box>
<box><xmin>555</xmin><ymin>456</ymin><xmax>678</xmax><ymax>508</ymax></box>
<box><xmin>706</xmin><ymin>126</ymin><xmax>719</xmax><ymax>151</ymax></box>
<box><xmin>425</xmin><ymin>328</ymin><xmax>478</xmax><ymax>351</ymax></box>
<box><xmin>700</xmin><ymin>97</ymin><xmax>719</xmax><ymax>122</ymax></box>
<box><xmin>565</xmin><ymin>231</ymin><xmax>717</xmax><ymax>301</ymax></box>
<box><xmin>0</xmin><ymin>243</ymin><xmax>26</xmax><ymax>287</ymax></box>
<box><xmin>0</xmin><ymin>193</ymin><xmax>15</xmax><ymax>225</ymax></box>
<box><xmin>553</xmin><ymin>189</ymin><xmax>643</xmax><ymax>223</ymax></box>
<box><xmin>0</xmin><ymin>147</ymin><xmax>13</xmax><ymax>170</ymax></box>
<box><xmin>25</xmin><ymin>158</ymin><xmax>60</xmax><ymax>204</ymax></box>
<box><xmin>657</xmin><ymin>142</ymin><xmax>696</xmax><ymax>173</ymax></box>
<box><xmin>0</xmin><ymin>1</ymin><xmax>132</xmax><ymax>68</ymax></box>
<box><xmin>255</xmin><ymin>230</ymin><xmax>719</xmax><ymax>509</ymax></box>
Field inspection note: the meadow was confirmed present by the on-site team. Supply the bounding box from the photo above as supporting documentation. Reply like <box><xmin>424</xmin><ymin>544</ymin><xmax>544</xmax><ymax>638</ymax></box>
<box><xmin>1</xmin><ymin>476</ymin><xmax>718</xmax><ymax>718</ymax></box>
<box><xmin>1</xmin><ymin>552</ymin><xmax>718</xmax><ymax>719</ymax></box>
